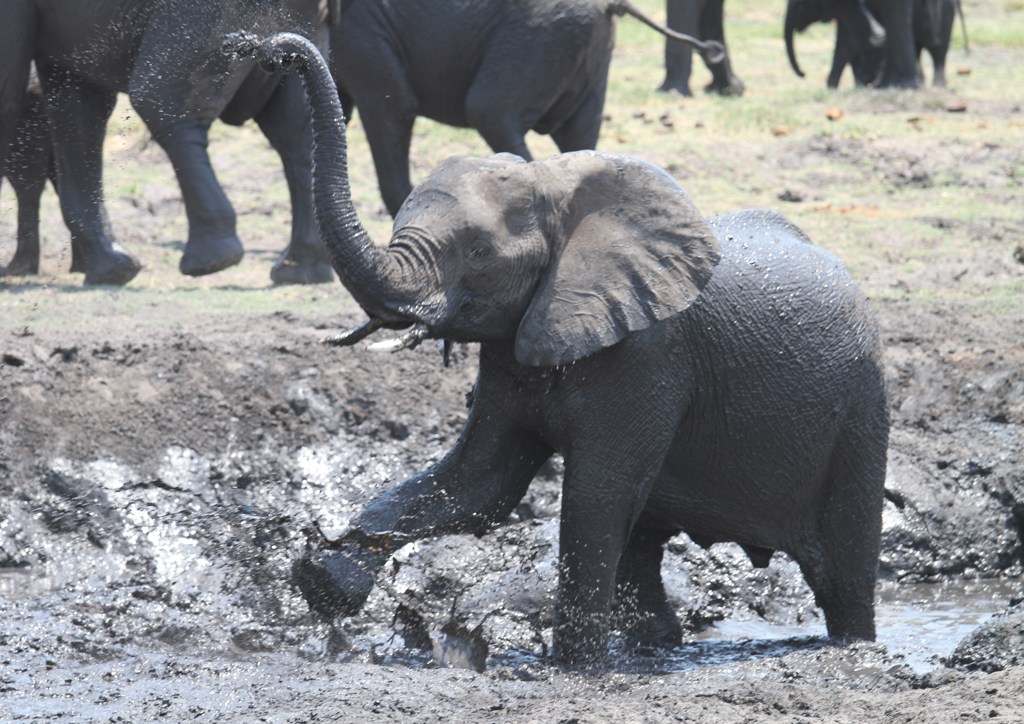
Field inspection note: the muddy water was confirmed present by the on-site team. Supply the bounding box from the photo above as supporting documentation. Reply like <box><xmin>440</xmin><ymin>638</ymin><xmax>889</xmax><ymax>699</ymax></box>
<box><xmin>659</xmin><ymin>579</ymin><xmax>1020</xmax><ymax>675</ymax></box>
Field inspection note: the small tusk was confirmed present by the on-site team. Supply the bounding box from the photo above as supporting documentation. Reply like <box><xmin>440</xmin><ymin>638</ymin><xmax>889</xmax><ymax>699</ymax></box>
<box><xmin>323</xmin><ymin>318</ymin><xmax>385</xmax><ymax>347</ymax></box>
<box><xmin>367</xmin><ymin>324</ymin><xmax>429</xmax><ymax>353</ymax></box>
<box><xmin>367</xmin><ymin>337</ymin><xmax>410</xmax><ymax>353</ymax></box>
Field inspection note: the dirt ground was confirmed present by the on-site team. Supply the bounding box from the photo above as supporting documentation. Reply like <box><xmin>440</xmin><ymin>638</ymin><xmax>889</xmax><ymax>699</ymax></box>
<box><xmin>2</xmin><ymin>2</ymin><xmax>1024</xmax><ymax>721</ymax></box>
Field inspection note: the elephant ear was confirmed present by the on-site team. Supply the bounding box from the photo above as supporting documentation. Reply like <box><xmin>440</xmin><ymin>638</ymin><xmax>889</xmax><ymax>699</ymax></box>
<box><xmin>515</xmin><ymin>152</ymin><xmax>721</xmax><ymax>367</ymax></box>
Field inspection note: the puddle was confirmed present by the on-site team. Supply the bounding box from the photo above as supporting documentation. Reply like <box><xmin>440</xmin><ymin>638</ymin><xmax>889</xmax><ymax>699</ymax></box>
<box><xmin>661</xmin><ymin>578</ymin><xmax>1021</xmax><ymax>674</ymax></box>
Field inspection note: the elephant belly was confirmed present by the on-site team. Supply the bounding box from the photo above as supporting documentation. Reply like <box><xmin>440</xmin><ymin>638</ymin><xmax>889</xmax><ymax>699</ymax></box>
<box><xmin>36</xmin><ymin>1</ymin><xmax>145</xmax><ymax>89</ymax></box>
<box><xmin>641</xmin><ymin>434</ymin><xmax>831</xmax><ymax>552</ymax></box>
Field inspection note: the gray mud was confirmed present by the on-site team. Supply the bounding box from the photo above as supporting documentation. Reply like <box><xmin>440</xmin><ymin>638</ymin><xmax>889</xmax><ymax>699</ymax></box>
<box><xmin>1</xmin><ymin>301</ymin><xmax>1023</xmax><ymax>721</ymax></box>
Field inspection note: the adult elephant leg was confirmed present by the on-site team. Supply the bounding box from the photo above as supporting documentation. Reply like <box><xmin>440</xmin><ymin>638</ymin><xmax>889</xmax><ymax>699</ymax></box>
<box><xmin>42</xmin><ymin>70</ymin><xmax>141</xmax><ymax>286</ymax></box>
<box><xmin>138</xmin><ymin>120</ymin><xmax>244</xmax><ymax>277</ymax></box>
<box><xmin>828</xmin><ymin>24</ymin><xmax>852</xmax><ymax>88</ymax></box>
<box><xmin>333</xmin><ymin>45</ymin><xmax>420</xmax><ymax>218</ymax></box>
<box><xmin>253</xmin><ymin>75</ymin><xmax>333</xmax><ymax>285</ymax></box>
<box><xmin>613</xmin><ymin>526</ymin><xmax>683</xmax><ymax>651</ymax></box>
<box><xmin>549</xmin><ymin>84</ymin><xmax>606</xmax><ymax>154</ymax></box>
<box><xmin>877</xmin><ymin>0</ymin><xmax>920</xmax><ymax>88</ymax></box>
<box><xmin>660</xmin><ymin>0</ymin><xmax>700</xmax><ymax>95</ymax></box>
<box><xmin>0</xmin><ymin>0</ymin><xmax>33</xmax><ymax>166</ymax></box>
<box><xmin>359</xmin><ymin>105</ymin><xmax>418</xmax><ymax>218</ymax></box>
<box><xmin>3</xmin><ymin>93</ymin><xmax>50</xmax><ymax>276</ymax></box>
<box><xmin>464</xmin><ymin>81</ymin><xmax>533</xmax><ymax>162</ymax></box>
<box><xmin>128</xmin><ymin>10</ymin><xmax>247</xmax><ymax>278</ymax></box>
<box><xmin>699</xmin><ymin>0</ymin><xmax>745</xmax><ymax>95</ymax></box>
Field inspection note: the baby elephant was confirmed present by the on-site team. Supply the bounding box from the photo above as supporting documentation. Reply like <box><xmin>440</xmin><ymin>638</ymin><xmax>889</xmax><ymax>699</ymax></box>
<box><xmin>226</xmin><ymin>32</ymin><xmax>890</xmax><ymax>668</ymax></box>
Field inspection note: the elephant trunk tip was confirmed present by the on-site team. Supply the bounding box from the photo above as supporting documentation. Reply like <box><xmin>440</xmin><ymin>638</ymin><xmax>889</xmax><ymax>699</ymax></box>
<box><xmin>220</xmin><ymin>31</ymin><xmax>262</xmax><ymax>60</ymax></box>
<box><xmin>221</xmin><ymin>31</ymin><xmax>314</xmax><ymax>77</ymax></box>
<box><xmin>702</xmin><ymin>40</ymin><xmax>727</xmax><ymax>66</ymax></box>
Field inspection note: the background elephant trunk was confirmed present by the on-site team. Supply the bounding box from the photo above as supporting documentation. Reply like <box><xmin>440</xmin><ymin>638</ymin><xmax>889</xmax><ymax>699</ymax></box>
<box><xmin>223</xmin><ymin>32</ymin><xmax>410</xmax><ymax>321</ymax></box>
<box><xmin>785</xmin><ymin>8</ymin><xmax>807</xmax><ymax>78</ymax></box>
<box><xmin>860</xmin><ymin>1</ymin><xmax>887</xmax><ymax>47</ymax></box>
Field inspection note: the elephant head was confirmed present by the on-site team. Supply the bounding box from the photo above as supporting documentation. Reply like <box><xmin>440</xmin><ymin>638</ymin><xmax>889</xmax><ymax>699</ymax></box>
<box><xmin>225</xmin><ymin>33</ymin><xmax>720</xmax><ymax>367</ymax></box>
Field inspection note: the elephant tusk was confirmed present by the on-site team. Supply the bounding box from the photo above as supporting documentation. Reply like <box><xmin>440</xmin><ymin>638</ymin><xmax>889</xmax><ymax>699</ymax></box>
<box><xmin>366</xmin><ymin>324</ymin><xmax>430</xmax><ymax>353</ymax></box>
<box><xmin>322</xmin><ymin>317</ymin><xmax>386</xmax><ymax>347</ymax></box>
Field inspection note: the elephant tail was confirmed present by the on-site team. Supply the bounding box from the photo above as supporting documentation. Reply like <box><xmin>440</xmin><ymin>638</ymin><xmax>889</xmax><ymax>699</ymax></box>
<box><xmin>609</xmin><ymin>1</ymin><xmax>727</xmax><ymax>67</ymax></box>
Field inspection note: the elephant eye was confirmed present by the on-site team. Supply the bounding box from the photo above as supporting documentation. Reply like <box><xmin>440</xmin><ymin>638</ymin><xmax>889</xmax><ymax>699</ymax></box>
<box><xmin>465</xmin><ymin>241</ymin><xmax>492</xmax><ymax>263</ymax></box>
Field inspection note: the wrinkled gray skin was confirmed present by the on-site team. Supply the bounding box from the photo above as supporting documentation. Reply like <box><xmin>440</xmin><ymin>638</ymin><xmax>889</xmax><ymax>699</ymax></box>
<box><xmin>330</xmin><ymin>0</ymin><xmax>725</xmax><ymax>217</ymax></box>
<box><xmin>785</xmin><ymin>0</ymin><xmax>962</xmax><ymax>88</ymax></box>
<box><xmin>785</xmin><ymin>0</ymin><xmax>922</xmax><ymax>89</ymax></box>
<box><xmin>0</xmin><ymin>0</ymin><xmax>338</xmax><ymax>286</ymax></box>
<box><xmin>660</xmin><ymin>0</ymin><xmax>744</xmax><ymax>96</ymax></box>
<box><xmin>229</xmin><ymin>33</ymin><xmax>889</xmax><ymax>668</ymax></box>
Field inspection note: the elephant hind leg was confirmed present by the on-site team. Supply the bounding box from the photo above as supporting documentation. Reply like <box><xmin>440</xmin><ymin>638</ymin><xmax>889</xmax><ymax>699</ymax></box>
<box><xmin>549</xmin><ymin>86</ymin><xmax>604</xmax><ymax>155</ymax></box>
<box><xmin>798</xmin><ymin>421</ymin><xmax>887</xmax><ymax>641</ymax></box>
<box><xmin>613</xmin><ymin>527</ymin><xmax>683</xmax><ymax>652</ymax></box>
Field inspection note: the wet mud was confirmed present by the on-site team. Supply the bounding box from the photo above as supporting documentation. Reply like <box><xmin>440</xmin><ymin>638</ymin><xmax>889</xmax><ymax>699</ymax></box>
<box><xmin>1</xmin><ymin>297</ymin><xmax>1023</xmax><ymax>721</ymax></box>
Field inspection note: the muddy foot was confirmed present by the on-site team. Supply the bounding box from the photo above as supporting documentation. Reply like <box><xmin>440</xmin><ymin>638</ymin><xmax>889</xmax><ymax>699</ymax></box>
<box><xmin>179</xmin><ymin>235</ymin><xmax>244</xmax><ymax>277</ymax></box>
<box><xmin>291</xmin><ymin>549</ymin><xmax>376</xmax><ymax>620</ymax></box>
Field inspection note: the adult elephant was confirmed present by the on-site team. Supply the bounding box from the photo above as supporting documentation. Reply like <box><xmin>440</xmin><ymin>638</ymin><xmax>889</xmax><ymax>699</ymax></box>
<box><xmin>229</xmin><ymin>34</ymin><xmax>889</xmax><ymax>667</ymax></box>
<box><xmin>786</xmin><ymin>0</ymin><xmax>925</xmax><ymax>89</ymax></box>
<box><xmin>785</xmin><ymin>0</ymin><xmax>962</xmax><ymax>88</ymax></box>
<box><xmin>328</xmin><ymin>0</ymin><xmax>725</xmax><ymax>217</ymax></box>
<box><xmin>660</xmin><ymin>0</ymin><xmax>744</xmax><ymax>96</ymax></box>
<box><xmin>0</xmin><ymin>0</ymin><xmax>339</xmax><ymax>286</ymax></box>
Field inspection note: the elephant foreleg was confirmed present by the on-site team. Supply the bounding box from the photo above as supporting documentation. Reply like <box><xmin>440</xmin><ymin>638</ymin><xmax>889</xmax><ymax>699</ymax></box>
<box><xmin>550</xmin><ymin>84</ymin><xmax>606</xmax><ymax>154</ymax></box>
<box><xmin>3</xmin><ymin>92</ymin><xmax>50</xmax><ymax>276</ymax></box>
<box><xmin>140</xmin><ymin>121</ymin><xmax>244</xmax><ymax>277</ymax></box>
<box><xmin>294</xmin><ymin>402</ymin><xmax>553</xmax><ymax>619</ymax></box>
<box><xmin>41</xmin><ymin>69</ymin><xmax>141</xmax><ymax>286</ymax></box>
<box><xmin>698</xmin><ymin>0</ymin><xmax>745</xmax><ymax>95</ymax></box>
<box><xmin>0</xmin><ymin>0</ymin><xmax>34</xmax><ymax>166</ymax></box>
<box><xmin>660</xmin><ymin>0</ymin><xmax>700</xmax><ymax>95</ymax></box>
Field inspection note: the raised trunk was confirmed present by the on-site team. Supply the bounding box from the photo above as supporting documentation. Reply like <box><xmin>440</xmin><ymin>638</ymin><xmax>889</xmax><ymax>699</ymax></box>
<box><xmin>226</xmin><ymin>32</ymin><xmax>407</xmax><ymax>319</ymax></box>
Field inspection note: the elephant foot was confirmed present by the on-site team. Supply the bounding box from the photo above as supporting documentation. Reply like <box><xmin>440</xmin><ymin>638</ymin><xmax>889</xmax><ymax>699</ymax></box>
<box><xmin>1</xmin><ymin>253</ymin><xmax>40</xmax><ymax>277</ymax></box>
<box><xmin>657</xmin><ymin>81</ymin><xmax>694</xmax><ymax>97</ymax></box>
<box><xmin>621</xmin><ymin>608</ymin><xmax>683</xmax><ymax>654</ymax></box>
<box><xmin>70</xmin><ymin>241</ymin><xmax>86</xmax><ymax>274</ymax></box>
<box><xmin>705</xmin><ymin>78</ymin><xmax>745</xmax><ymax>97</ymax></box>
<box><xmin>270</xmin><ymin>257</ymin><xmax>335</xmax><ymax>286</ymax></box>
<box><xmin>83</xmin><ymin>246</ymin><xmax>143</xmax><ymax>286</ymax></box>
<box><xmin>552</xmin><ymin>623</ymin><xmax>610</xmax><ymax>671</ymax></box>
<box><xmin>179</xmin><ymin>235</ymin><xmax>244</xmax><ymax>277</ymax></box>
<box><xmin>291</xmin><ymin>548</ymin><xmax>377</xmax><ymax>620</ymax></box>
<box><xmin>613</xmin><ymin>589</ymin><xmax>683</xmax><ymax>654</ymax></box>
